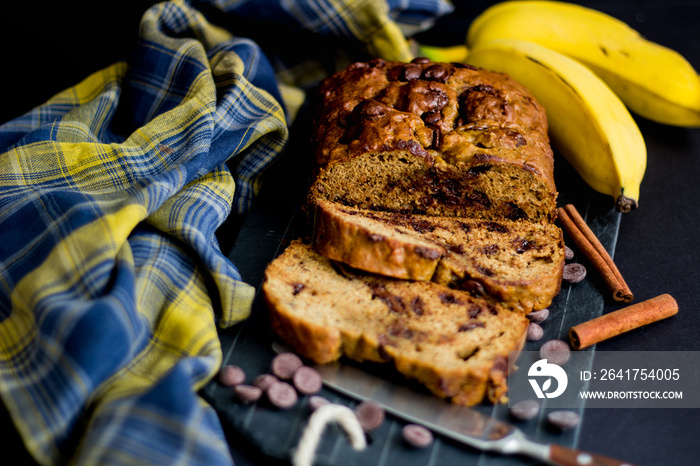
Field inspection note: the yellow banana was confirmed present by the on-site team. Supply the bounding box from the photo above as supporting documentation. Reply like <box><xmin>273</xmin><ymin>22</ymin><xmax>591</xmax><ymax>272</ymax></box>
<box><xmin>466</xmin><ymin>1</ymin><xmax>700</xmax><ymax>127</ymax></box>
<box><xmin>416</xmin><ymin>44</ymin><xmax>469</xmax><ymax>63</ymax></box>
<box><xmin>466</xmin><ymin>38</ymin><xmax>646</xmax><ymax>212</ymax></box>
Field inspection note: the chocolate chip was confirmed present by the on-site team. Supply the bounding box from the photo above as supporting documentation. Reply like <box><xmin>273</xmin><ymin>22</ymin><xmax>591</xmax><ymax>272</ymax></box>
<box><xmin>234</xmin><ymin>384</ymin><xmax>263</xmax><ymax>403</ymax></box>
<box><xmin>506</xmin><ymin>202</ymin><xmax>526</xmax><ymax>220</ymax></box>
<box><xmin>483</xmin><ymin>221</ymin><xmax>509</xmax><ymax>233</ymax></box>
<box><xmin>411</xmin><ymin>57</ymin><xmax>431</xmax><ymax>64</ymax></box>
<box><xmin>458</xmin><ymin>321</ymin><xmax>485</xmax><ymax>332</ymax></box>
<box><xmin>539</xmin><ymin>339</ymin><xmax>570</xmax><ymax>365</ymax></box>
<box><xmin>505</xmin><ymin>129</ymin><xmax>526</xmax><ymax>147</ymax></box>
<box><xmin>219</xmin><ymin>365</ymin><xmax>246</xmax><ymax>387</ymax></box>
<box><xmin>439</xmin><ymin>292</ymin><xmax>462</xmax><ymax>305</ymax></box>
<box><xmin>377</xmin><ymin>292</ymin><xmax>410</xmax><ymax>316</ymax></box>
<box><xmin>406</xmin><ymin>218</ymin><xmax>437</xmax><ymax>234</ymax></box>
<box><xmin>462</xmin><ymin>84</ymin><xmax>495</xmax><ymax>102</ymax></box>
<box><xmin>526</xmin><ymin>322</ymin><xmax>544</xmax><ymax>341</ymax></box>
<box><xmin>429</xmin><ymin>89</ymin><xmax>449</xmax><ymax>110</ymax></box>
<box><xmin>271</xmin><ymin>352</ymin><xmax>303</xmax><ymax>380</ymax></box>
<box><xmin>422</xmin><ymin>110</ymin><xmax>441</xmax><ymax>125</ymax></box>
<box><xmin>355</xmin><ymin>99</ymin><xmax>387</xmax><ymax>119</ymax></box>
<box><xmin>393</xmin><ymin>139</ymin><xmax>428</xmax><ymax>158</ymax></box>
<box><xmin>514</xmin><ymin>237</ymin><xmax>534</xmax><ymax>254</ymax></box>
<box><xmin>446</xmin><ymin>243</ymin><xmax>465</xmax><ymax>255</ymax></box>
<box><xmin>401</xmin><ymin>63</ymin><xmax>422</xmax><ymax>81</ymax></box>
<box><xmin>467</xmin><ymin>303</ymin><xmax>482</xmax><ymax>318</ymax></box>
<box><xmin>253</xmin><ymin>373</ymin><xmax>279</xmax><ymax>391</ymax></box>
<box><xmin>411</xmin><ymin>296</ymin><xmax>425</xmax><ymax>316</ymax></box>
<box><xmin>509</xmin><ymin>399</ymin><xmax>541</xmax><ymax>421</ymax></box>
<box><xmin>388</xmin><ymin>323</ymin><xmax>414</xmax><ymax>339</ymax></box>
<box><xmin>293</xmin><ymin>366</ymin><xmax>323</xmax><ymax>395</ymax></box>
<box><xmin>527</xmin><ymin>308</ymin><xmax>550</xmax><ymax>324</ymax></box>
<box><xmin>402</xmin><ymin>424</ymin><xmax>434</xmax><ymax>448</ymax></box>
<box><xmin>562</xmin><ymin>263</ymin><xmax>586</xmax><ymax>283</ymax></box>
<box><xmin>547</xmin><ymin>410</ymin><xmax>580</xmax><ymax>430</ymax></box>
<box><xmin>354</xmin><ymin>400</ymin><xmax>385</xmax><ymax>431</ymax></box>
<box><xmin>564</xmin><ymin>245</ymin><xmax>575</xmax><ymax>260</ymax></box>
<box><xmin>461</xmin><ymin>280</ymin><xmax>486</xmax><ymax>297</ymax></box>
<box><xmin>431</xmin><ymin>127</ymin><xmax>442</xmax><ymax>149</ymax></box>
<box><xmin>422</xmin><ymin>64</ymin><xmax>449</xmax><ymax>82</ymax></box>
<box><xmin>266</xmin><ymin>381</ymin><xmax>298</xmax><ymax>409</ymax></box>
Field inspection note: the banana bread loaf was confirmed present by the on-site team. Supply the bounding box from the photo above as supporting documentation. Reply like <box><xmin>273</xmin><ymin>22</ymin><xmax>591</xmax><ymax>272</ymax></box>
<box><xmin>311</xmin><ymin>199</ymin><xmax>564</xmax><ymax>313</ymax></box>
<box><xmin>307</xmin><ymin>58</ymin><xmax>558</xmax><ymax>223</ymax></box>
<box><xmin>262</xmin><ymin>58</ymin><xmax>563</xmax><ymax>407</ymax></box>
<box><xmin>263</xmin><ymin>240</ymin><xmax>529</xmax><ymax>406</ymax></box>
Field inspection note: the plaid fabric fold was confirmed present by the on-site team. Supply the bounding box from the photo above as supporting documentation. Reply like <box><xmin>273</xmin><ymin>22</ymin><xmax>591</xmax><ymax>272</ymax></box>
<box><xmin>0</xmin><ymin>0</ymin><xmax>452</xmax><ymax>464</ymax></box>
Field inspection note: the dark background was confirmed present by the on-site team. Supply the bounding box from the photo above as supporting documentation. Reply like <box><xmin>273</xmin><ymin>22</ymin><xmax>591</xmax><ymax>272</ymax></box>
<box><xmin>1</xmin><ymin>1</ymin><xmax>699</xmax><ymax>465</ymax></box>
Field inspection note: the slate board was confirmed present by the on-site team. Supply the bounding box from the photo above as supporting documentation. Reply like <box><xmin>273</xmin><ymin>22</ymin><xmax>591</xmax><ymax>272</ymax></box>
<box><xmin>201</xmin><ymin>104</ymin><xmax>624</xmax><ymax>465</ymax></box>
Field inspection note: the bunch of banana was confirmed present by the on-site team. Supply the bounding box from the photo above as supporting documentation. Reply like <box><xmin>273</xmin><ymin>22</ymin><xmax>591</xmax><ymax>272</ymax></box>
<box><xmin>466</xmin><ymin>1</ymin><xmax>700</xmax><ymax>127</ymax></box>
<box><xmin>466</xmin><ymin>38</ymin><xmax>646</xmax><ymax>212</ymax></box>
<box><xmin>462</xmin><ymin>1</ymin><xmax>700</xmax><ymax>211</ymax></box>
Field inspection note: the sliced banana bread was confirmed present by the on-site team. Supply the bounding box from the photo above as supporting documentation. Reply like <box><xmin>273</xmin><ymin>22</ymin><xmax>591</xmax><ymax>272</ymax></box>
<box><xmin>311</xmin><ymin>200</ymin><xmax>564</xmax><ymax>313</ymax></box>
<box><xmin>262</xmin><ymin>240</ymin><xmax>529</xmax><ymax>406</ymax></box>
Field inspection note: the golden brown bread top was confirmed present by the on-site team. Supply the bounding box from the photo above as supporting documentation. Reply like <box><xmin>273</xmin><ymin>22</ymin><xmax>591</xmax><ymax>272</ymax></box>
<box><xmin>313</xmin><ymin>57</ymin><xmax>554</xmax><ymax>192</ymax></box>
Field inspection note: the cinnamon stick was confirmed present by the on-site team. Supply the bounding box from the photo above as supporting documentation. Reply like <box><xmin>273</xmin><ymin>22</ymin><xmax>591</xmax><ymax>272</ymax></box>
<box><xmin>569</xmin><ymin>294</ymin><xmax>678</xmax><ymax>349</ymax></box>
<box><xmin>557</xmin><ymin>204</ymin><xmax>633</xmax><ymax>303</ymax></box>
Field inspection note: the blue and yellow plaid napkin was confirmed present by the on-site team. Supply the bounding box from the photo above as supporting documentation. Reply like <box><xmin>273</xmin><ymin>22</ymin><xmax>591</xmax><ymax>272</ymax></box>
<box><xmin>0</xmin><ymin>0</ymin><xmax>451</xmax><ymax>464</ymax></box>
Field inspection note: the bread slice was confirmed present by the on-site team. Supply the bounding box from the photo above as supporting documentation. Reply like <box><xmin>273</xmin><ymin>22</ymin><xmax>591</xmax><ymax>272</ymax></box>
<box><xmin>262</xmin><ymin>240</ymin><xmax>529</xmax><ymax>406</ymax></box>
<box><xmin>312</xmin><ymin>200</ymin><xmax>564</xmax><ymax>313</ymax></box>
<box><xmin>308</xmin><ymin>59</ymin><xmax>558</xmax><ymax>223</ymax></box>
